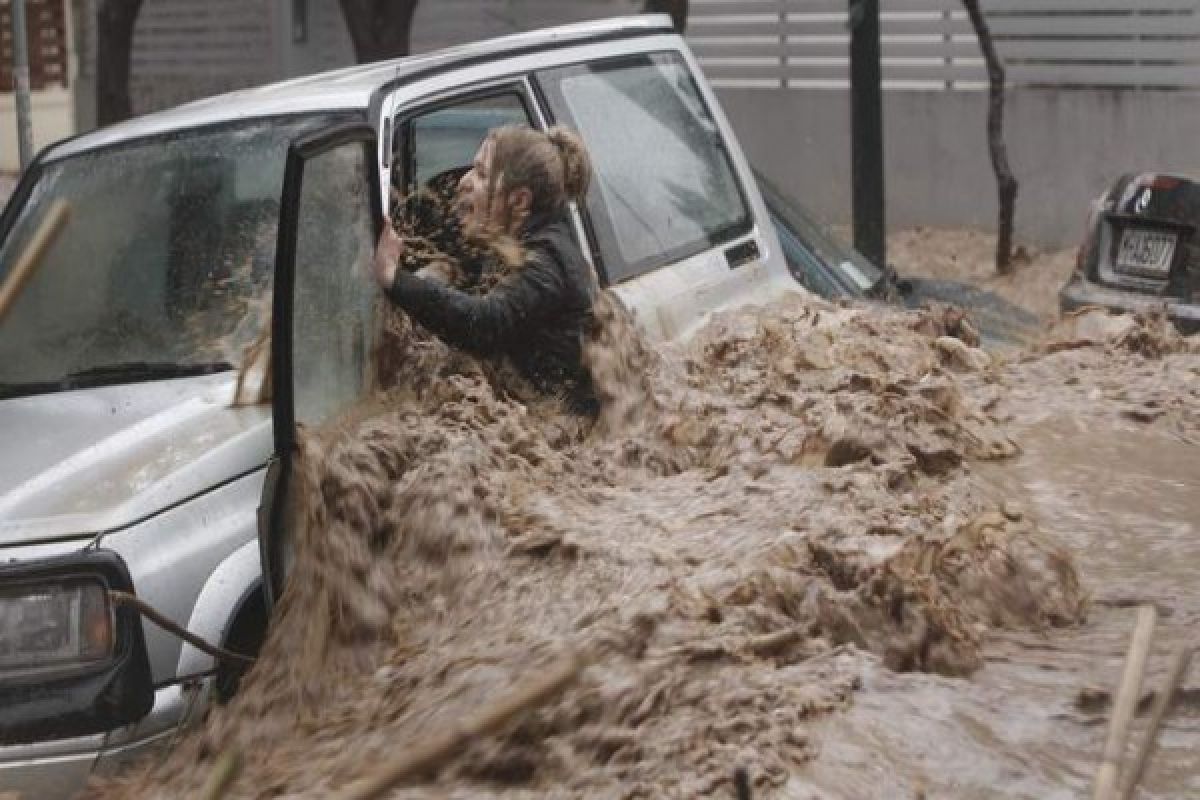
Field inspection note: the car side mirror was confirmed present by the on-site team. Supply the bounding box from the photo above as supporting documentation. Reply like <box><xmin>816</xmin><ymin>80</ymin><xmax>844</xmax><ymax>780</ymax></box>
<box><xmin>871</xmin><ymin>263</ymin><xmax>910</xmax><ymax>301</ymax></box>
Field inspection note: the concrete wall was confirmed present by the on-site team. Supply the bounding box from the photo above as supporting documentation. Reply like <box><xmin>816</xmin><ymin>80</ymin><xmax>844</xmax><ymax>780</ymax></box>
<box><xmin>130</xmin><ymin>0</ymin><xmax>276</xmax><ymax>116</ymax></box>
<box><xmin>273</xmin><ymin>0</ymin><xmax>642</xmax><ymax>87</ymax></box>
<box><xmin>411</xmin><ymin>0</ymin><xmax>641</xmax><ymax>52</ymax></box>
<box><xmin>717</xmin><ymin>87</ymin><xmax>1200</xmax><ymax>250</ymax></box>
<box><xmin>280</xmin><ymin>0</ymin><xmax>355</xmax><ymax>81</ymax></box>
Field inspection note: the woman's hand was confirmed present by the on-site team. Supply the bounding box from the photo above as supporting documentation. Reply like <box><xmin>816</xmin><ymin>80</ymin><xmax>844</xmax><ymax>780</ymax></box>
<box><xmin>373</xmin><ymin>225</ymin><xmax>405</xmax><ymax>290</ymax></box>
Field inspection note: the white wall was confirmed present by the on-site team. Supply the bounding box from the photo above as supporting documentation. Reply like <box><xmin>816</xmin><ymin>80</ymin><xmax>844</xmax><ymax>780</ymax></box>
<box><xmin>716</xmin><ymin>86</ymin><xmax>1200</xmax><ymax>249</ymax></box>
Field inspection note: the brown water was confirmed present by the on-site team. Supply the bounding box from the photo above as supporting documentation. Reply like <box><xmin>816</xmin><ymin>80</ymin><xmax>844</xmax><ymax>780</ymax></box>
<box><xmin>78</xmin><ymin>297</ymin><xmax>1198</xmax><ymax>800</ymax></box>
<box><xmin>887</xmin><ymin>227</ymin><xmax>1078</xmax><ymax>322</ymax></box>
<box><xmin>802</xmin><ymin>335</ymin><xmax>1200</xmax><ymax>799</ymax></box>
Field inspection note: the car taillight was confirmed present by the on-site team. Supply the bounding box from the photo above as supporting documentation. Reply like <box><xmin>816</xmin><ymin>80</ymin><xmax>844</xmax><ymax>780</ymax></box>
<box><xmin>1077</xmin><ymin>195</ymin><xmax>1106</xmax><ymax>273</ymax></box>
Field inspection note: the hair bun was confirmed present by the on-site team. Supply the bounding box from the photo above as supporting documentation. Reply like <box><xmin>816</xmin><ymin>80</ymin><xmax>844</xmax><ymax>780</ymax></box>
<box><xmin>546</xmin><ymin>126</ymin><xmax>592</xmax><ymax>202</ymax></box>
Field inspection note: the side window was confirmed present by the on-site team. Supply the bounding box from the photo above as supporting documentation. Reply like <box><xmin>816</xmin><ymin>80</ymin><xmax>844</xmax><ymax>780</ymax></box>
<box><xmin>290</xmin><ymin>141</ymin><xmax>379</xmax><ymax>427</ymax></box>
<box><xmin>396</xmin><ymin>92</ymin><xmax>531</xmax><ymax>198</ymax></box>
<box><xmin>538</xmin><ymin>52</ymin><xmax>753</xmax><ymax>283</ymax></box>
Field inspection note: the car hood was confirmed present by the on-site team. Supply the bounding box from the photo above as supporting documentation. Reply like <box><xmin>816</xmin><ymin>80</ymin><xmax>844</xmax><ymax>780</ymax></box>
<box><xmin>0</xmin><ymin>374</ymin><xmax>271</xmax><ymax>547</ymax></box>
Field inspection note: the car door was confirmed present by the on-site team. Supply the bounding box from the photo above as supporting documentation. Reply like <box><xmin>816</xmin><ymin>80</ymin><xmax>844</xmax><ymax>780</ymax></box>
<box><xmin>259</xmin><ymin>122</ymin><xmax>383</xmax><ymax>608</ymax></box>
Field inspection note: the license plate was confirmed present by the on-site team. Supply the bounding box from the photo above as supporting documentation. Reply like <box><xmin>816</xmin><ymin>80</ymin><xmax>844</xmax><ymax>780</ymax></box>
<box><xmin>1116</xmin><ymin>228</ymin><xmax>1176</xmax><ymax>276</ymax></box>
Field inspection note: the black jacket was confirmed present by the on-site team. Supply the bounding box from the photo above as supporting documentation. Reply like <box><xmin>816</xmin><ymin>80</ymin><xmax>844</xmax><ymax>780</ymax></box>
<box><xmin>386</xmin><ymin>213</ymin><xmax>597</xmax><ymax>412</ymax></box>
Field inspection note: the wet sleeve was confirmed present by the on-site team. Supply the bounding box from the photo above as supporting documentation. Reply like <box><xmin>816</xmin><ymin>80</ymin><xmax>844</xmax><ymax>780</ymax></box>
<box><xmin>385</xmin><ymin>253</ymin><xmax>564</xmax><ymax>355</ymax></box>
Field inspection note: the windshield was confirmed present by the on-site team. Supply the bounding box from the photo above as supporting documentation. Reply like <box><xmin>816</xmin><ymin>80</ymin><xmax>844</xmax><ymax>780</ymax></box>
<box><xmin>753</xmin><ymin>168</ymin><xmax>883</xmax><ymax>298</ymax></box>
<box><xmin>0</xmin><ymin>116</ymin><xmax>339</xmax><ymax>399</ymax></box>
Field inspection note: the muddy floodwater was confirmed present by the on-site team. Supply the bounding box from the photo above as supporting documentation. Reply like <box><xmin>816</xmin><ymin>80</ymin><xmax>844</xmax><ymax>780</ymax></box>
<box><xmin>804</xmin><ymin>402</ymin><xmax>1200</xmax><ymax>798</ymax></box>
<box><xmin>79</xmin><ymin>288</ymin><xmax>1198</xmax><ymax>800</ymax></box>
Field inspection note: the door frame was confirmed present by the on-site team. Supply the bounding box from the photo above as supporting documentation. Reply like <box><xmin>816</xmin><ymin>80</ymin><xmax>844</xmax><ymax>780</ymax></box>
<box><xmin>388</xmin><ymin>79</ymin><xmax>539</xmax><ymax>199</ymax></box>
<box><xmin>260</xmin><ymin>120</ymin><xmax>383</xmax><ymax>610</ymax></box>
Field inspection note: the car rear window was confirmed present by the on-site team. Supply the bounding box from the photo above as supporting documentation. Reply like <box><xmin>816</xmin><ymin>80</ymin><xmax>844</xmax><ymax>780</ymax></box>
<box><xmin>538</xmin><ymin>52</ymin><xmax>752</xmax><ymax>283</ymax></box>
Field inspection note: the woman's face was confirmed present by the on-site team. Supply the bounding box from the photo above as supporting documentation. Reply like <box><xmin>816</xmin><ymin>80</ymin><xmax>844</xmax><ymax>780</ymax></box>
<box><xmin>456</xmin><ymin>138</ymin><xmax>495</xmax><ymax>235</ymax></box>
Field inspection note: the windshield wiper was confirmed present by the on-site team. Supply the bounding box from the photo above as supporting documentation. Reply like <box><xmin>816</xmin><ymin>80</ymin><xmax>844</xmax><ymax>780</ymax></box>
<box><xmin>0</xmin><ymin>380</ymin><xmax>62</xmax><ymax>400</ymax></box>
<box><xmin>0</xmin><ymin>362</ymin><xmax>234</xmax><ymax>400</ymax></box>
<box><xmin>61</xmin><ymin>361</ymin><xmax>234</xmax><ymax>388</ymax></box>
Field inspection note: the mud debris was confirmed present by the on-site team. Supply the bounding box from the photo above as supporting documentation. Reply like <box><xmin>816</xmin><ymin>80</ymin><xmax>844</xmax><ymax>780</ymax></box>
<box><xmin>78</xmin><ymin>289</ymin><xmax>1200</xmax><ymax>800</ymax></box>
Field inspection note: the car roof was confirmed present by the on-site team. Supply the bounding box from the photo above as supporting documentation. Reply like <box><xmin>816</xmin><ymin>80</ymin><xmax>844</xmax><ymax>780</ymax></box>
<box><xmin>48</xmin><ymin>15</ymin><xmax>673</xmax><ymax>162</ymax></box>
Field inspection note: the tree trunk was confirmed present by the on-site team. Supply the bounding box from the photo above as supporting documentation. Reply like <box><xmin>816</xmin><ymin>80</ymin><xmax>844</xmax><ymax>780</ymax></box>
<box><xmin>643</xmin><ymin>0</ymin><xmax>688</xmax><ymax>33</ymax></box>
<box><xmin>962</xmin><ymin>0</ymin><xmax>1018</xmax><ymax>274</ymax></box>
<box><xmin>95</xmin><ymin>0</ymin><xmax>143</xmax><ymax>127</ymax></box>
<box><xmin>339</xmin><ymin>0</ymin><xmax>420</xmax><ymax>63</ymax></box>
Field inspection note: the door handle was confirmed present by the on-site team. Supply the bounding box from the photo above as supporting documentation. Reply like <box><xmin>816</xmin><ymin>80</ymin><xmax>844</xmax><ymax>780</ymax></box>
<box><xmin>725</xmin><ymin>239</ymin><xmax>760</xmax><ymax>269</ymax></box>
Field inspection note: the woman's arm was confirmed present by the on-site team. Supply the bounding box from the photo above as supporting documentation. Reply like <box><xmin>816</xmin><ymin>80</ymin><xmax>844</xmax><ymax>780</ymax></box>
<box><xmin>375</xmin><ymin>224</ymin><xmax>566</xmax><ymax>354</ymax></box>
<box><xmin>384</xmin><ymin>252</ymin><xmax>564</xmax><ymax>354</ymax></box>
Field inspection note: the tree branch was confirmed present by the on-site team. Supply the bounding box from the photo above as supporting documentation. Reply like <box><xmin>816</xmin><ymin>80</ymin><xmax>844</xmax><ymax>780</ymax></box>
<box><xmin>95</xmin><ymin>0</ymin><xmax>144</xmax><ymax>126</ymax></box>
<box><xmin>643</xmin><ymin>0</ymin><xmax>688</xmax><ymax>33</ymax></box>
<box><xmin>338</xmin><ymin>0</ymin><xmax>420</xmax><ymax>63</ymax></box>
<box><xmin>962</xmin><ymin>0</ymin><xmax>1018</xmax><ymax>274</ymax></box>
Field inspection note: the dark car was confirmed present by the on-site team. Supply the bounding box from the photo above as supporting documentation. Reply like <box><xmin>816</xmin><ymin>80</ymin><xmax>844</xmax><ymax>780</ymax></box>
<box><xmin>1060</xmin><ymin>172</ymin><xmax>1200</xmax><ymax>333</ymax></box>
<box><xmin>755</xmin><ymin>169</ymin><xmax>1039</xmax><ymax>346</ymax></box>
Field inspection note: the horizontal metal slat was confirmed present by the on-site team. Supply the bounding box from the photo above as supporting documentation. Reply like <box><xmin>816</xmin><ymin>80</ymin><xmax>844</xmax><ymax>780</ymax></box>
<box><xmin>785</xmin><ymin>36</ymin><xmax>985</xmax><ymax>59</ymax></box>
<box><xmin>702</xmin><ymin>13</ymin><xmax>1200</xmax><ymax>37</ymax></box>
<box><xmin>1008</xmin><ymin>62</ymin><xmax>1200</xmax><ymax>84</ymax></box>
<box><xmin>988</xmin><ymin>15</ymin><xmax>1200</xmax><ymax>36</ymax></box>
<box><xmin>981</xmin><ymin>0</ymin><xmax>1199</xmax><ymax>11</ymax></box>
<box><xmin>998</xmin><ymin>38</ymin><xmax>1200</xmax><ymax>61</ymax></box>
<box><xmin>788</xmin><ymin>16</ymin><xmax>970</xmax><ymax>36</ymax></box>
<box><xmin>691</xmin><ymin>0</ymin><xmax>783</xmax><ymax>14</ymax></box>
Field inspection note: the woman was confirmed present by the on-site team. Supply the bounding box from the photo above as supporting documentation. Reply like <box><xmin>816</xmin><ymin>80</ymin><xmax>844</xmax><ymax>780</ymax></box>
<box><xmin>374</xmin><ymin>125</ymin><xmax>597</xmax><ymax>413</ymax></box>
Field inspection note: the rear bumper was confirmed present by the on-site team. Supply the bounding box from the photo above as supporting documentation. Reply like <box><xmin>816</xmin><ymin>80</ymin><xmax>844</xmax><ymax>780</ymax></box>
<box><xmin>1059</xmin><ymin>276</ymin><xmax>1200</xmax><ymax>334</ymax></box>
<box><xmin>0</xmin><ymin>683</ymin><xmax>192</xmax><ymax>799</ymax></box>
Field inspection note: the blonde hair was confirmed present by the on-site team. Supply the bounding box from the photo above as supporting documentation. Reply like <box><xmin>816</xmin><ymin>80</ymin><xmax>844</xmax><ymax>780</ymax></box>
<box><xmin>484</xmin><ymin>125</ymin><xmax>592</xmax><ymax>222</ymax></box>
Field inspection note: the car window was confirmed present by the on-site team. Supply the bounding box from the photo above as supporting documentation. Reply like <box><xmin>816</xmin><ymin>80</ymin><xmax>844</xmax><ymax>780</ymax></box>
<box><xmin>754</xmin><ymin>168</ymin><xmax>882</xmax><ymax>297</ymax></box>
<box><xmin>400</xmin><ymin>92</ymin><xmax>531</xmax><ymax>195</ymax></box>
<box><xmin>0</xmin><ymin>116</ymin><xmax>341</xmax><ymax>396</ymax></box>
<box><xmin>291</xmin><ymin>140</ymin><xmax>380</xmax><ymax>428</ymax></box>
<box><xmin>770</xmin><ymin>209</ymin><xmax>850</xmax><ymax>300</ymax></box>
<box><xmin>538</xmin><ymin>52</ymin><xmax>752</xmax><ymax>283</ymax></box>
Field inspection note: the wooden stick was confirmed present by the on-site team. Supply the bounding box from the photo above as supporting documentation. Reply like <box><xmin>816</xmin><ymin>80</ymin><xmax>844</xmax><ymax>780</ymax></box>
<box><xmin>745</xmin><ymin>627</ymin><xmax>803</xmax><ymax>658</ymax></box>
<box><xmin>335</xmin><ymin>650</ymin><xmax>585</xmax><ymax>800</ymax></box>
<box><xmin>1117</xmin><ymin>646</ymin><xmax>1195</xmax><ymax>800</ymax></box>
<box><xmin>0</xmin><ymin>199</ymin><xmax>70</xmax><ymax>325</ymax></box>
<box><xmin>198</xmin><ymin>749</ymin><xmax>242</xmax><ymax>800</ymax></box>
<box><xmin>1093</xmin><ymin>605</ymin><xmax>1157</xmax><ymax>800</ymax></box>
<box><xmin>109</xmin><ymin>591</ymin><xmax>256</xmax><ymax>668</ymax></box>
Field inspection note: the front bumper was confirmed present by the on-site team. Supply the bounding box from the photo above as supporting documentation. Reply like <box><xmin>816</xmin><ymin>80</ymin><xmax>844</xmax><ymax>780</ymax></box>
<box><xmin>1060</xmin><ymin>275</ymin><xmax>1200</xmax><ymax>334</ymax></box>
<box><xmin>0</xmin><ymin>682</ymin><xmax>194</xmax><ymax>799</ymax></box>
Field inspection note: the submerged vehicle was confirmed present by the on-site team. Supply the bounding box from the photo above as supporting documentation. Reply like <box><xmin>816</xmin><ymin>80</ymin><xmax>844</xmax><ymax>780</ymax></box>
<box><xmin>0</xmin><ymin>15</ymin><xmax>800</xmax><ymax>797</ymax></box>
<box><xmin>1061</xmin><ymin>172</ymin><xmax>1200</xmax><ymax>333</ymax></box>
<box><xmin>756</xmin><ymin>170</ymin><xmax>1039</xmax><ymax>345</ymax></box>
<box><xmin>0</xmin><ymin>13</ymin><xmax>1045</xmax><ymax>796</ymax></box>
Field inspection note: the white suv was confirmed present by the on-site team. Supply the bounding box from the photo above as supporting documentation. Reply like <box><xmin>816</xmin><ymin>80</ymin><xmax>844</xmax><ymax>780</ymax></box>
<box><xmin>0</xmin><ymin>15</ymin><xmax>796</xmax><ymax>797</ymax></box>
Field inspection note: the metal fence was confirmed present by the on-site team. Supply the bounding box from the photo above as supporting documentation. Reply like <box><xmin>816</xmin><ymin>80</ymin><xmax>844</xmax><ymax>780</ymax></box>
<box><xmin>687</xmin><ymin>0</ymin><xmax>1200</xmax><ymax>89</ymax></box>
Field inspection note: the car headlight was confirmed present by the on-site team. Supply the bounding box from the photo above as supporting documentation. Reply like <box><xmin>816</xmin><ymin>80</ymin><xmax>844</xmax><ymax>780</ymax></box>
<box><xmin>0</xmin><ymin>577</ymin><xmax>114</xmax><ymax>679</ymax></box>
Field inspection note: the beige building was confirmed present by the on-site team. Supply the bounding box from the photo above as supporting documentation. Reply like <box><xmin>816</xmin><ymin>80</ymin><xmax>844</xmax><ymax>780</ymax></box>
<box><xmin>0</xmin><ymin>0</ymin><xmax>76</xmax><ymax>172</ymax></box>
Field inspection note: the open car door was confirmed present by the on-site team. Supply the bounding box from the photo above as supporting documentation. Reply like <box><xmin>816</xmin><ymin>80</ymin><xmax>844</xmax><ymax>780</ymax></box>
<box><xmin>259</xmin><ymin>122</ymin><xmax>383</xmax><ymax>609</ymax></box>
